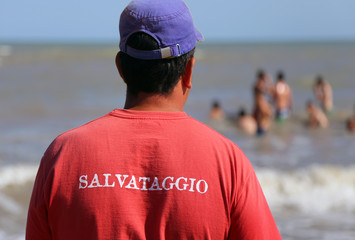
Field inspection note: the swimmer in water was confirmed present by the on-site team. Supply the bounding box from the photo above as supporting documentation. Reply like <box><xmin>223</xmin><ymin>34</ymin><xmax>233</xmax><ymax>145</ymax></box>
<box><xmin>273</xmin><ymin>71</ymin><xmax>293</xmax><ymax>121</ymax></box>
<box><xmin>209</xmin><ymin>100</ymin><xmax>225</xmax><ymax>120</ymax></box>
<box><xmin>306</xmin><ymin>101</ymin><xmax>328</xmax><ymax>128</ymax></box>
<box><xmin>237</xmin><ymin>108</ymin><xmax>257</xmax><ymax>135</ymax></box>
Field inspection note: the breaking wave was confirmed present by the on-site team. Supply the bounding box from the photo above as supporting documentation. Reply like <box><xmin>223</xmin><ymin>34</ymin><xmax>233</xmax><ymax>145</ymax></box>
<box><xmin>257</xmin><ymin>164</ymin><xmax>355</xmax><ymax>213</ymax></box>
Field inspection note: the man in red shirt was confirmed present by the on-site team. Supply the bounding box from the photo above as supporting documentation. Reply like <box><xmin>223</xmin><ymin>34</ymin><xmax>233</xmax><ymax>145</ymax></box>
<box><xmin>26</xmin><ymin>0</ymin><xmax>282</xmax><ymax>239</ymax></box>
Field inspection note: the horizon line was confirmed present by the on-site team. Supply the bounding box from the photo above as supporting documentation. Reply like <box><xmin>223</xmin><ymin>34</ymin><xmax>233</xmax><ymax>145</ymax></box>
<box><xmin>1</xmin><ymin>38</ymin><xmax>355</xmax><ymax>46</ymax></box>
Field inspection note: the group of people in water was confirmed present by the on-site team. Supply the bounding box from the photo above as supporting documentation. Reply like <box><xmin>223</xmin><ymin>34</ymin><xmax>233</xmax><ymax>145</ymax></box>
<box><xmin>209</xmin><ymin>70</ymin><xmax>355</xmax><ymax>136</ymax></box>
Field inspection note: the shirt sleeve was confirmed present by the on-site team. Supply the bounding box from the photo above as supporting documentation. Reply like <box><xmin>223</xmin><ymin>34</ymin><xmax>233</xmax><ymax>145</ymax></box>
<box><xmin>228</xmin><ymin>151</ymin><xmax>282</xmax><ymax>239</ymax></box>
<box><xmin>26</xmin><ymin>139</ymin><xmax>59</xmax><ymax>240</ymax></box>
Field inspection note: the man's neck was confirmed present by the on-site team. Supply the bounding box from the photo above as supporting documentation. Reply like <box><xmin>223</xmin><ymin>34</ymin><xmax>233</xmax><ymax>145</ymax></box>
<box><xmin>124</xmin><ymin>91</ymin><xmax>186</xmax><ymax>112</ymax></box>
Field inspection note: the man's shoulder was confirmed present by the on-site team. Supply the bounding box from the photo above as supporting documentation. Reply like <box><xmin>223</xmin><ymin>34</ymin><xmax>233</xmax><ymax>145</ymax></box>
<box><xmin>185</xmin><ymin>116</ymin><xmax>238</xmax><ymax>147</ymax></box>
<box><xmin>53</xmin><ymin>112</ymin><xmax>114</xmax><ymax>145</ymax></box>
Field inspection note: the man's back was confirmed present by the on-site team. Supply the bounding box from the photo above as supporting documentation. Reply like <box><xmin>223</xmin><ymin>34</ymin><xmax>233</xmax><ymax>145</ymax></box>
<box><xmin>27</xmin><ymin>1</ymin><xmax>281</xmax><ymax>238</ymax></box>
<box><xmin>27</xmin><ymin>109</ymin><xmax>280</xmax><ymax>239</ymax></box>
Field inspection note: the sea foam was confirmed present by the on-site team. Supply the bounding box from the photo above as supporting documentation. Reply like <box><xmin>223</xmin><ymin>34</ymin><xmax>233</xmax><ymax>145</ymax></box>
<box><xmin>257</xmin><ymin>164</ymin><xmax>355</xmax><ymax>213</ymax></box>
<box><xmin>0</xmin><ymin>165</ymin><xmax>38</xmax><ymax>189</ymax></box>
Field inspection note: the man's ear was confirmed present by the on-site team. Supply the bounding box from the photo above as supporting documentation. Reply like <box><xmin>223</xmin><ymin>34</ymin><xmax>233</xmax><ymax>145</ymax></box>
<box><xmin>115</xmin><ymin>52</ymin><xmax>126</xmax><ymax>83</ymax></box>
<box><xmin>182</xmin><ymin>57</ymin><xmax>195</xmax><ymax>89</ymax></box>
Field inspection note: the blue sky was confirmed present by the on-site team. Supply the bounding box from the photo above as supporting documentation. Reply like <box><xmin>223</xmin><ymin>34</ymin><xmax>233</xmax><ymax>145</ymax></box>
<box><xmin>1</xmin><ymin>0</ymin><xmax>355</xmax><ymax>43</ymax></box>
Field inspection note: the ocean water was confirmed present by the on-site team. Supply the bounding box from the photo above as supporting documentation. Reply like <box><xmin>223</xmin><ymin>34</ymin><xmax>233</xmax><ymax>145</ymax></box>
<box><xmin>0</xmin><ymin>42</ymin><xmax>355</xmax><ymax>239</ymax></box>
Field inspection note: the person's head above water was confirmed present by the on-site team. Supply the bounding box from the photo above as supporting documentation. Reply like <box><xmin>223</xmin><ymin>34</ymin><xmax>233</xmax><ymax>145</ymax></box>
<box><xmin>212</xmin><ymin>100</ymin><xmax>221</xmax><ymax>109</ymax></box>
<box><xmin>238</xmin><ymin>108</ymin><xmax>246</xmax><ymax>117</ymax></box>
<box><xmin>116</xmin><ymin>0</ymin><xmax>203</xmax><ymax>97</ymax></box>
<box><xmin>276</xmin><ymin>71</ymin><xmax>284</xmax><ymax>82</ymax></box>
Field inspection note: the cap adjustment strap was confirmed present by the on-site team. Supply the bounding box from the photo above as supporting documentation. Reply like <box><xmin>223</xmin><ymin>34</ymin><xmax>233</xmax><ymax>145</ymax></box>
<box><xmin>125</xmin><ymin>44</ymin><xmax>181</xmax><ymax>60</ymax></box>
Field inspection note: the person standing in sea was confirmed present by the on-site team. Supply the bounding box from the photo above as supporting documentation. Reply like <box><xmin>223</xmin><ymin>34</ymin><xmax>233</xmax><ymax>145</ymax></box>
<box><xmin>252</xmin><ymin>70</ymin><xmax>273</xmax><ymax>135</ymax></box>
<box><xmin>273</xmin><ymin>71</ymin><xmax>293</xmax><ymax>121</ymax></box>
<box><xmin>26</xmin><ymin>0</ymin><xmax>281</xmax><ymax>239</ymax></box>
<box><xmin>313</xmin><ymin>75</ymin><xmax>333</xmax><ymax>114</ymax></box>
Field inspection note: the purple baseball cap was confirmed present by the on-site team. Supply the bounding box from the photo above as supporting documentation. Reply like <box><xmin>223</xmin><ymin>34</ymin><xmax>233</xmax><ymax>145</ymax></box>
<box><xmin>119</xmin><ymin>0</ymin><xmax>204</xmax><ymax>60</ymax></box>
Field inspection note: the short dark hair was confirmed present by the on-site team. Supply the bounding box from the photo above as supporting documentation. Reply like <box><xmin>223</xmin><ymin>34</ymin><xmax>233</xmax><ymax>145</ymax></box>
<box><xmin>118</xmin><ymin>32</ymin><xmax>195</xmax><ymax>96</ymax></box>
<box><xmin>238</xmin><ymin>108</ymin><xmax>246</xmax><ymax>117</ymax></box>
<box><xmin>277</xmin><ymin>71</ymin><xmax>284</xmax><ymax>80</ymax></box>
<box><xmin>316</xmin><ymin>75</ymin><xmax>323</xmax><ymax>84</ymax></box>
<box><xmin>212</xmin><ymin>100</ymin><xmax>220</xmax><ymax>108</ymax></box>
<box><xmin>257</xmin><ymin>69</ymin><xmax>265</xmax><ymax>80</ymax></box>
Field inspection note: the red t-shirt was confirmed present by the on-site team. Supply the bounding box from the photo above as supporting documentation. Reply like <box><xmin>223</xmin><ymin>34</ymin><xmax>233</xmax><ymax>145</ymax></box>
<box><xmin>26</xmin><ymin>109</ymin><xmax>281</xmax><ymax>240</ymax></box>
